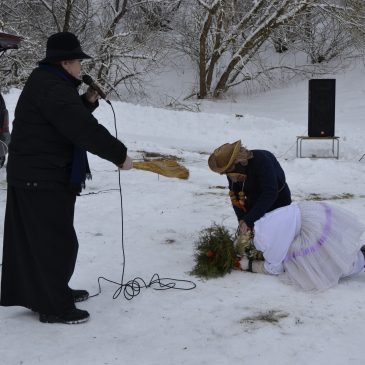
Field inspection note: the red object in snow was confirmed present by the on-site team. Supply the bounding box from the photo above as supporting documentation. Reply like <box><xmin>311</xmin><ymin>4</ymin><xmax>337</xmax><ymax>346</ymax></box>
<box><xmin>206</xmin><ymin>250</ymin><xmax>215</xmax><ymax>258</ymax></box>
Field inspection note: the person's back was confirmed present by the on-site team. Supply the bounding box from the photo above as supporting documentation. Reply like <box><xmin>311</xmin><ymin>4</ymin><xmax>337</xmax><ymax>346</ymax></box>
<box><xmin>228</xmin><ymin>149</ymin><xmax>291</xmax><ymax>227</ymax></box>
<box><xmin>7</xmin><ymin>67</ymin><xmax>76</xmax><ymax>184</ymax></box>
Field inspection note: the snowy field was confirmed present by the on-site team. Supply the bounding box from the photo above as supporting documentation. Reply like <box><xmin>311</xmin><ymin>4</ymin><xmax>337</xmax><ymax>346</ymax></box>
<box><xmin>1</xmin><ymin>65</ymin><xmax>365</xmax><ymax>365</ymax></box>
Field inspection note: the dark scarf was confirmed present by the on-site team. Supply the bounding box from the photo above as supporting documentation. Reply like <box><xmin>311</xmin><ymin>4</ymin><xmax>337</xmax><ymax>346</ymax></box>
<box><xmin>38</xmin><ymin>63</ymin><xmax>91</xmax><ymax>192</ymax></box>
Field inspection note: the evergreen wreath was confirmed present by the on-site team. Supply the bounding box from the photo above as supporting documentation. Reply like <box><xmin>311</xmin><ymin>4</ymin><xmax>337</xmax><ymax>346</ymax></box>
<box><xmin>191</xmin><ymin>224</ymin><xmax>236</xmax><ymax>279</ymax></box>
<box><xmin>191</xmin><ymin>224</ymin><xmax>264</xmax><ymax>279</ymax></box>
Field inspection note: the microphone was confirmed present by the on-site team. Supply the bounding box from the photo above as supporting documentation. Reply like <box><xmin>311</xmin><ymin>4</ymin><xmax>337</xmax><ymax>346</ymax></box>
<box><xmin>82</xmin><ymin>75</ymin><xmax>107</xmax><ymax>100</ymax></box>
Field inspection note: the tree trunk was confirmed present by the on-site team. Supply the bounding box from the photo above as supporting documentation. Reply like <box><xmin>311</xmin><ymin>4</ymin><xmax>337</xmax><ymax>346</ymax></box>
<box><xmin>213</xmin><ymin>1</ymin><xmax>308</xmax><ymax>96</ymax></box>
<box><xmin>63</xmin><ymin>0</ymin><xmax>74</xmax><ymax>32</ymax></box>
<box><xmin>198</xmin><ymin>12</ymin><xmax>213</xmax><ymax>98</ymax></box>
<box><xmin>206</xmin><ymin>11</ymin><xmax>224</xmax><ymax>92</ymax></box>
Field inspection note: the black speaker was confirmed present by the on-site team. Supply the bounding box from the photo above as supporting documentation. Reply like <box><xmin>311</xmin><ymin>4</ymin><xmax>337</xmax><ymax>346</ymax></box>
<box><xmin>308</xmin><ymin>79</ymin><xmax>336</xmax><ymax>137</ymax></box>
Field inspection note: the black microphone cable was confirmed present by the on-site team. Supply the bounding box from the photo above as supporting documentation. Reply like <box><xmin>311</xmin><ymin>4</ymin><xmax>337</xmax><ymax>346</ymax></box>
<box><xmin>89</xmin><ymin>98</ymin><xmax>196</xmax><ymax>301</ymax></box>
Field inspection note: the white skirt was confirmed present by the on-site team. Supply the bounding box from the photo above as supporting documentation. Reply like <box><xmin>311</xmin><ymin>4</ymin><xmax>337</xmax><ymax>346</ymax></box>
<box><xmin>281</xmin><ymin>201</ymin><xmax>365</xmax><ymax>291</ymax></box>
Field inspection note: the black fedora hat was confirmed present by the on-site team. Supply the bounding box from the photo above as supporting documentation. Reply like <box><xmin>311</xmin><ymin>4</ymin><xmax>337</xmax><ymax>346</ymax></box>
<box><xmin>39</xmin><ymin>32</ymin><xmax>91</xmax><ymax>64</ymax></box>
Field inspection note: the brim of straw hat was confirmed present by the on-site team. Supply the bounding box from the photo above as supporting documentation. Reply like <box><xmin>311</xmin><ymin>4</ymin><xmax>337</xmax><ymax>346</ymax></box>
<box><xmin>208</xmin><ymin>140</ymin><xmax>241</xmax><ymax>174</ymax></box>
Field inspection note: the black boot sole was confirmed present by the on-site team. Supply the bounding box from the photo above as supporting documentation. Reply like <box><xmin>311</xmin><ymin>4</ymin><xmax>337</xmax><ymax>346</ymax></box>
<box><xmin>39</xmin><ymin>312</ymin><xmax>90</xmax><ymax>324</ymax></box>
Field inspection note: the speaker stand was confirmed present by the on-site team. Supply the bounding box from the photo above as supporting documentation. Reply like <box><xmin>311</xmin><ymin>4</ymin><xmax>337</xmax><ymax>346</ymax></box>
<box><xmin>296</xmin><ymin>136</ymin><xmax>340</xmax><ymax>159</ymax></box>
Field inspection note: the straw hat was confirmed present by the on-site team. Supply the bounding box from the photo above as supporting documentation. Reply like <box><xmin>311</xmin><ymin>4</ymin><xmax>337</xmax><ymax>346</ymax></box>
<box><xmin>208</xmin><ymin>140</ymin><xmax>241</xmax><ymax>174</ymax></box>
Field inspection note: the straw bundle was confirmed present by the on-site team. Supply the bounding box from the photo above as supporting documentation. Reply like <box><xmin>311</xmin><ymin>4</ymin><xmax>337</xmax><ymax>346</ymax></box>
<box><xmin>133</xmin><ymin>159</ymin><xmax>189</xmax><ymax>180</ymax></box>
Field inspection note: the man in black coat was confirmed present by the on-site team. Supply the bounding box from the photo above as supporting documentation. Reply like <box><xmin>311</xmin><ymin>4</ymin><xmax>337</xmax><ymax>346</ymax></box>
<box><xmin>208</xmin><ymin>140</ymin><xmax>291</xmax><ymax>233</ymax></box>
<box><xmin>0</xmin><ymin>32</ymin><xmax>132</xmax><ymax>324</ymax></box>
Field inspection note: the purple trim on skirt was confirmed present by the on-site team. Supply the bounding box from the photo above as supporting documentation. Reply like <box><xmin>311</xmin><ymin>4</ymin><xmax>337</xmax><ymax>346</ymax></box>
<box><xmin>284</xmin><ymin>203</ymin><xmax>332</xmax><ymax>262</ymax></box>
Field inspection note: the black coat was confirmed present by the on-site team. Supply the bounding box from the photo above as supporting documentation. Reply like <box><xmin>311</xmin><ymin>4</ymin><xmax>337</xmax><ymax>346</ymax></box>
<box><xmin>7</xmin><ymin>66</ymin><xmax>127</xmax><ymax>187</ymax></box>
<box><xmin>228</xmin><ymin>150</ymin><xmax>291</xmax><ymax>227</ymax></box>
<box><xmin>1</xmin><ymin>65</ymin><xmax>128</xmax><ymax>315</ymax></box>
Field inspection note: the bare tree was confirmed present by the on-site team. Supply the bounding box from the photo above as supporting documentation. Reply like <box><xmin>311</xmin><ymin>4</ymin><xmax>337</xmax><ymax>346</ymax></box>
<box><xmin>324</xmin><ymin>0</ymin><xmax>365</xmax><ymax>54</ymax></box>
<box><xmin>82</xmin><ymin>0</ymin><xmax>178</xmax><ymax>98</ymax></box>
<box><xmin>0</xmin><ymin>0</ymin><xmax>171</xmax><ymax>98</ymax></box>
<box><xmin>192</xmin><ymin>0</ymin><xmax>316</xmax><ymax>98</ymax></box>
<box><xmin>0</xmin><ymin>0</ymin><xmax>95</xmax><ymax>88</ymax></box>
<box><xmin>1</xmin><ymin>0</ymin><xmax>364</xmax><ymax>99</ymax></box>
<box><xmin>173</xmin><ymin>0</ymin><xmax>365</xmax><ymax>99</ymax></box>
<box><xmin>132</xmin><ymin>0</ymin><xmax>182</xmax><ymax>32</ymax></box>
<box><xmin>288</xmin><ymin>0</ymin><xmax>365</xmax><ymax>64</ymax></box>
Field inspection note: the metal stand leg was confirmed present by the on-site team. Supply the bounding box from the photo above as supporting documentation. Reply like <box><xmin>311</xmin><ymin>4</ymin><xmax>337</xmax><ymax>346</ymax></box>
<box><xmin>296</xmin><ymin>136</ymin><xmax>340</xmax><ymax>159</ymax></box>
<box><xmin>296</xmin><ymin>139</ymin><xmax>299</xmax><ymax>158</ymax></box>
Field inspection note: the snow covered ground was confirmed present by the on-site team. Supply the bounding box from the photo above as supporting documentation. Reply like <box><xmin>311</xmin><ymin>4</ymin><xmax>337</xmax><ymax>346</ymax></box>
<box><xmin>1</xmin><ymin>64</ymin><xmax>365</xmax><ymax>365</ymax></box>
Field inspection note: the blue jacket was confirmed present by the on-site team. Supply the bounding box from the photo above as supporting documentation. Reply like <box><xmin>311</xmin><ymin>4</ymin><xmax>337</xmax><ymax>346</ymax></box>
<box><xmin>228</xmin><ymin>150</ymin><xmax>291</xmax><ymax>228</ymax></box>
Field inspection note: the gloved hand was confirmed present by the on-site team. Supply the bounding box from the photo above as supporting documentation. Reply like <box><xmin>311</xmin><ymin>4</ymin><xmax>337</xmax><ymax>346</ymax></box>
<box><xmin>119</xmin><ymin>155</ymin><xmax>133</xmax><ymax>170</ymax></box>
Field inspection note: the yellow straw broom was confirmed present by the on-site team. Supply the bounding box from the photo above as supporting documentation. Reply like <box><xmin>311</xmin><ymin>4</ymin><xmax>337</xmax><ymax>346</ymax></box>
<box><xmin>133</xmin><ymin>159</ymin><xmax>189</xmax><ymax>180</ymax></box>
